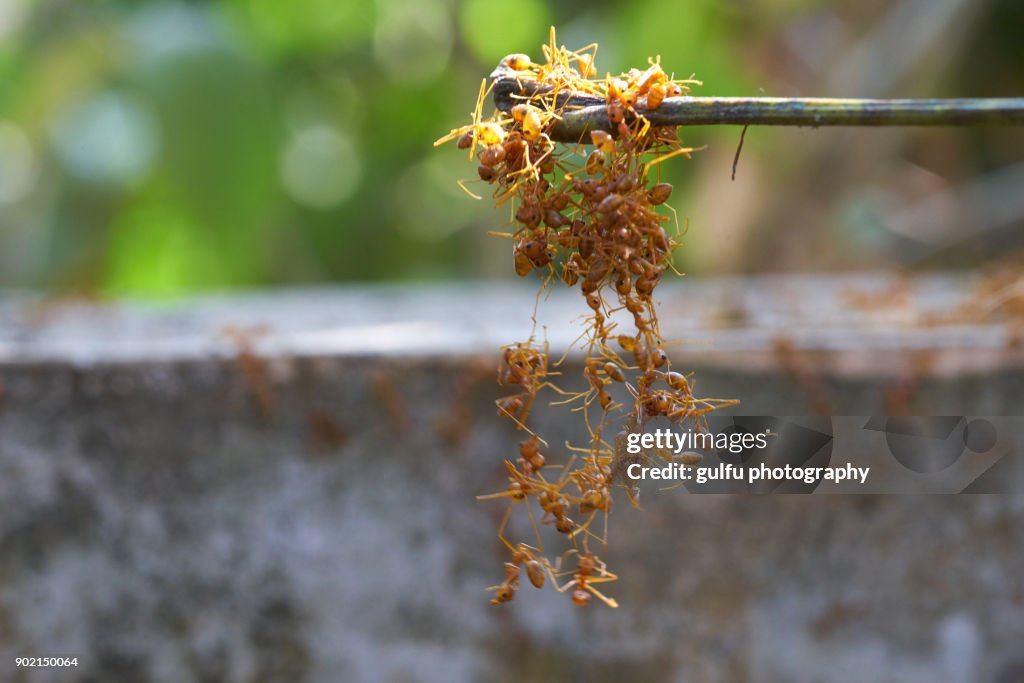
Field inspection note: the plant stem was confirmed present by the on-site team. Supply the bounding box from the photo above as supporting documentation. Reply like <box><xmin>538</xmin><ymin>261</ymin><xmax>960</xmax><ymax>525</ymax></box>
<box><xmin>489</xmin><ymin>69</ymin><xmax>1024</xmax><ymax>142</ymax></box>
<box><xmin>551</xmin><ymin>97</ymin><xmax>1024</xmax><ymax>141</ymax></box>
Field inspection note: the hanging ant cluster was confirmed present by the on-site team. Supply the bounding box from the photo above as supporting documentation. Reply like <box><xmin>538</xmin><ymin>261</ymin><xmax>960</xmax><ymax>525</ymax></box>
<box><xmin>436</xmin><ymin>29</ymin><xmax>737</xmax><ymax>609</ymax></box>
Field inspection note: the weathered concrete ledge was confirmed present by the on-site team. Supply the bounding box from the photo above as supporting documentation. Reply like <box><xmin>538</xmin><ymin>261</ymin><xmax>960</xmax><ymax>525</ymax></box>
<box><xmin>1</xmin><ymin>274</ymin><xmax>1021</xmax><ymax>374</ymax></box>
<box><xmin>0</xmin><ymin>274</ymin><xmax>1022</xmax><ymax>682</ymax></box>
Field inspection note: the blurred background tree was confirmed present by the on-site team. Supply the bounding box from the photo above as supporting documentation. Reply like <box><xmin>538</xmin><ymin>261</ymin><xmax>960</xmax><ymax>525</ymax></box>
<box><xmin>0</xmin><ymin>0</ymin><xmax>1020</xmax><ymax>296</ymax></box>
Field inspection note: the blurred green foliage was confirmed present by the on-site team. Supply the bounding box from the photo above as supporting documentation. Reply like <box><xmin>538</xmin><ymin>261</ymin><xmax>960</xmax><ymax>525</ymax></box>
<box><xmin>0</xmin><ymin>0</ymin><xmax>1020</xmax><ymax>295</ymax></box>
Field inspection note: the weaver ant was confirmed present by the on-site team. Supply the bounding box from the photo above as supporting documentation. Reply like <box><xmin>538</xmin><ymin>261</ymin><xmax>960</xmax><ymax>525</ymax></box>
<box><xmin>554</xmin><ymin>551</ymin><xmax>619</xmax><ymax>608</ymax></box>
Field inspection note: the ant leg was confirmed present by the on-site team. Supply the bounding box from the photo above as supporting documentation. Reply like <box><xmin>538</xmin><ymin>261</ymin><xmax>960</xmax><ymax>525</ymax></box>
<box><xmin>457</xmin><ymin>178</ymin><xmax>483</xmax><ymax>200</ymax></box>
<box><xmin>567</xmin><ymin>510</ymin><xmax>599</xmax><ymax>544</ymax></box>
<box><xmin>495</xmin><ymin>505</ymin><xmax>516</xmax><ymax>553</ymax></box>
<box><xmin>495</xmin><ymin>398</ymin><xmax>544</xmax><ymax>438</ymax></box>
<box><xmin>584</xmin><ymin>582</ymin><xmax>619</xmax><ymax>608</ymax></box>
<box><xmin>524</xmin><ymin>497</ymin><xmax>543</xmax><ymax>552</ymax></box>
<box><xmin>551</xmin><ymin>577</ymin><xmax>578</xmax><ymax>594</ymax></box>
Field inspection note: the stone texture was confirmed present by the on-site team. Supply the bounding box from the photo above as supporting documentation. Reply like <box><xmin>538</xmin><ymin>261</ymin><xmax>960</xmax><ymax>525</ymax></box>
<box><xmin>0</xmin><ymin>275</ymin><xmax>1022</xmax><ymax>682</ymax></box>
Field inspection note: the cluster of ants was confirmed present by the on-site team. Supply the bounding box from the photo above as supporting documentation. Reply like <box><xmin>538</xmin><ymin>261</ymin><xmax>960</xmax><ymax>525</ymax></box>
<box><xmin>437</xmin><ymin>30</ymin><xmax>737</xmax><ymax>609</ymax></box>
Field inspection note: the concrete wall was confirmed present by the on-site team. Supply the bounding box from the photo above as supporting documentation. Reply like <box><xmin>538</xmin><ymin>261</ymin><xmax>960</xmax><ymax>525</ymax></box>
<box><xmin>1</xmin><ymin>275</ymin><xmax>1023</xmax><ymax>682</ymax></box>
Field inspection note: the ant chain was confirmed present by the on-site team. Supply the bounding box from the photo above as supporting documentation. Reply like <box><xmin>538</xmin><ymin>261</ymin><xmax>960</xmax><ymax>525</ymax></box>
<box><xmin>439</xmin><ymin>27</ymin><xmax>738</xmax><ymax>609</ymax></box>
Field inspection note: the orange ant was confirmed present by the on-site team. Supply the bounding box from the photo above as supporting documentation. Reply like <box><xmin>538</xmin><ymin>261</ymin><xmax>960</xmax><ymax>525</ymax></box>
<box><xmin>489</xmin><ymin>539</ymin><xmax>556</xmax><ymax>606</ymax></box>
<box><xmin>370</xmin><ymin>369</ymin><xmax>412</xmax><ymax>434</ymax></box>
<box><xmin>488</xmin><ymin>561</ymin><xmax>521</xmax><ymax>605</ymax></box>
<box><xmin>306</xmin><ymin>408</ymin><xmax>348</xmax><ymax>451</ymax></box>
<box><xmin>554</xmin><ymin>550</ymin><xmax>619</xmax><ymax>608</ymax></box>
<box><xmin>496</xmin><ymin>337</ymin><xmax>579</xmax><ymax>430</ymax></box>
<box><xmin>496</xmin><ymin>340</ymin><xmax>555</xmax><ymax>426</ymax></box>
<box><xmin>221</xmin><ymin>325</ymin><xmax>275</xmax><ymax>417</ymax></box>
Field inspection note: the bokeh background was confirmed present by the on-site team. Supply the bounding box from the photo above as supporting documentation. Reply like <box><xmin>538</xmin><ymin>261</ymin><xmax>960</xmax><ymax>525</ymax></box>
<box><xmin>2</xmin><ymin>4</ymin><xmax>1024</xmax><ymax>682</ymax></box>
<box><xmin>0</xmin><ymin>0</ymin><xmax>1022</xmax><ymax>296</ymax></box>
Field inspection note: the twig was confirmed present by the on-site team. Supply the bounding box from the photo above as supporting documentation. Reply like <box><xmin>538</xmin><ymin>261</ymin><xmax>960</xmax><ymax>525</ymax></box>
<box><xmin>489</xmin><ymin>67</ymin><xmax>1024</xmax><ymax>143</ymax></box>
<box><xmin>731</xmin><ymin>125</ymin><xmax>748</xmax><ymax>181</ymax></box>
